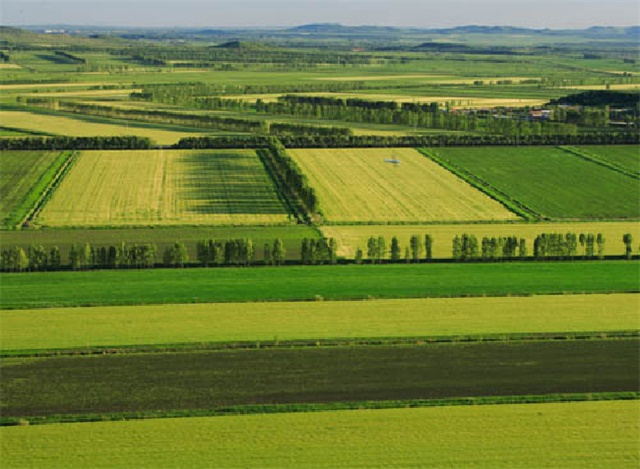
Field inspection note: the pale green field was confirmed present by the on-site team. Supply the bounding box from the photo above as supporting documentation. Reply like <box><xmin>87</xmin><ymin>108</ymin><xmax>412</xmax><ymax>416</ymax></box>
<box><xmin>0</xmin><ymin>111</ymin><xmax>205</xmax><ymax>145</ymax></box>
<box><xmin>2</xmin><ymin>293</ymin><xmax>637</xmax><ymax>351</ymax></box>
<box><xmin>288</xmin><ymin>148</ymin><xmax>518</xmax><ymax>223</ymax></box>
<box><xmin>36</xmin><ymin>149</ymin><xmax>292</xmax><ymax>227</ymax></box>
<box><xmin>2</xmin><ymin>401</ymin><xmax>638</xmax><ymax>468</ymax></box>
<box><xmin>321</xmin><ymin>221</ymin><xmax>640</xmax><ymax>258</ymax></box>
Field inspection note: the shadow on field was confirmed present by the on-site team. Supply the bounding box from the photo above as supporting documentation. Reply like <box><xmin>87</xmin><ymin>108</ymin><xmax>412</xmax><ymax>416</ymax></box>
<box><xmin>179</xmin><ymin>151</ymin><xmax>286</xmax><ymax>215</ymax></box>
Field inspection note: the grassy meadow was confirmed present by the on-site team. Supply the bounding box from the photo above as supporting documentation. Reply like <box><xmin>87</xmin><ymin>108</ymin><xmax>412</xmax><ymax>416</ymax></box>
<box><xmin>321</xmin><ymin>221</ymin><xmax>640</xmax><ymax>258</ymax></box>
<box><xmin>36</xmin><ymin>149</ymin><xmax>293</xmax><ymax>227</ymax></box>
<box><xmin>1</xmin><ymin>261</ymin><xmax>637</xmax><ymax>309</ymax></box>
<box><xmin>288</xmin><ymin>148</ymin><xmax>518</xmax><ymax>223</ymax></box>
<box><xmin>2</xmin><ymin>401</ymin><xmax>638</xmax><ymax>468</ymax></box>
<box><xmin>2</xmin><ymin>293</ymin><xmax>636</xmax><ymax>352</ymax></box>
<box><xmin>3</xmin><ymin>339</ymin><xmax>637</xmax><ymax>417</ymax></box>
<box><xmin>430</xmin><ymin>146</ymin><xmax>640</xmax><ymax>220</ymax></box>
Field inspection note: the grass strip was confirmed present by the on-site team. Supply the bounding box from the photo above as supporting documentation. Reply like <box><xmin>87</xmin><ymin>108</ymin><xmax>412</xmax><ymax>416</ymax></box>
<box><xmin>2</xmin><ymin>392</ymin><xmax>636</xmax><ymax>427</ymax></box>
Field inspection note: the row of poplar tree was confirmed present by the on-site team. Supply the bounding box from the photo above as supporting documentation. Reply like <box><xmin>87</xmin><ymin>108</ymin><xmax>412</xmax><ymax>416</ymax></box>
<box><xmin>0</xmin><ymin>234</ymin><xmax>635</xmax><ymax>272</ymax></box>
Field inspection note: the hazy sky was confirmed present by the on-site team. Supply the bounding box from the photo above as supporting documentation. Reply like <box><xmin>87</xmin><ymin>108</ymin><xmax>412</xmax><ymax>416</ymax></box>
<box><xmin>2</xmin><ymin>0</ymin><xmax>639</xmax><ymax>28</ymax></box>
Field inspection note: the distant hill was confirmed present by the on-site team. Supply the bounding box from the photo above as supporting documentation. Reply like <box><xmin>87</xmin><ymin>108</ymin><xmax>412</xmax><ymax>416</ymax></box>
<box><xmin>287</xmin><ymin>23</ymin><xmax>639</xmax><ymax>39</ymax></box>
<box><xmin>0</xmin><ymin>26</ymin><xmax>123</xmax><ymax>49</ymax></box>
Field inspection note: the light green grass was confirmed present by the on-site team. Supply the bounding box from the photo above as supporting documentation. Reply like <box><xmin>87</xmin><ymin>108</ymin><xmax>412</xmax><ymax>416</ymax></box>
<box><xmin>431</xmin><ymin>146</ymin><xmax>640</xmax><ymax>220</ymax></box>
<box><xmin>288</xmin><ymin>148</ymin><xmax>518</xmax><ymax>223</ymax></box>
<box><xmin>0</xmin><ymin>110</ymin><xmax>206</xmax><ymax>145</ymax></box>
<box><xmin>2</xmin><ymin>401</ymin><xmax>638</xmax><ymax>468</ymax></box>
<box><xmin>1</xmin><ymin>293</ymin><xmax>637</xmax><ymax>352</ymax></box>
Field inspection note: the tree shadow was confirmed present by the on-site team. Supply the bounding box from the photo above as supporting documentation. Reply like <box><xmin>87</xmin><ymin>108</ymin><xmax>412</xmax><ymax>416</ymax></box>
<box><xmin>179</xmin><ymin>151</ymin><xmax>286</xmax><ymax>215</ymax></box>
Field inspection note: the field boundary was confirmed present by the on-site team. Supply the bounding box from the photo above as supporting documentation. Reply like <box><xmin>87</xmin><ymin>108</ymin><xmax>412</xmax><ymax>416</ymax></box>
<box><xmin>558</xmin><ymin>145</ymin><xmax>640</xmax><ymax>179</ymax></box>
<box><xmin>2</xmin><ymin>330</ymin><xmax>637</xmax><ymax>358</ymax></box>
<box><xmin>417</xmin><ymin>148</ymin><xmax>541</xmax><ymax>221</ymax></box>
<box><xmin>22</xmin><ymin>150</ymin><xmax>79</xmax><ymax>228</ymax></box>
<box><xmin>2</xmin><ymin>392</ymin><xmax>636</xmax><ymax>427</ymax></box>
<box><xmin>256</xmin><ymin>147</ymin><xmax>309</xmax><ymax>223</ymax></box>
<box><xmin>3</xmin><ymin>150</ymin><xmax>77</xmax><ymax>230</ymax></box>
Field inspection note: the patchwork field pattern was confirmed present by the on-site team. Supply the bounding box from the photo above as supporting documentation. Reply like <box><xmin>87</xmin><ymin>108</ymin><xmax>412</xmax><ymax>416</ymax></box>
<box><xmin>36</xmin><ymin>149</ymin><xmax>292</xmax><ymax>227</ymax></box>
<box><xmin>321</xmin><ymin>221</ymin><xmax>640</xmax><ymax>258</ymax></box>
<box><xmin>2</xmin><ymin>293</ymin><xmax>637</xmax><ymax>352</ymax></box>
<box><xmin>0</xmin><ymin>111</ymin><xmax>207</xmax><ymax>145</ymax></box>
<box><xmin>288</xmin><ymin>148</ymin><xmax>519</xmax><ymax>223</ymax></box>
<box><xmin>2</xmin><ymin>401</ymin><xmax>638</xmax><ymax>469</ymax></box>
<box><xmin>0</xmin><ymin>150</ymin><xmax>66</xmax><ymax>228</ymax></box>
<box><xmin>431</xmin><ymin>146</ymin><xmax>640</xmax><ymax>219</ymax></box>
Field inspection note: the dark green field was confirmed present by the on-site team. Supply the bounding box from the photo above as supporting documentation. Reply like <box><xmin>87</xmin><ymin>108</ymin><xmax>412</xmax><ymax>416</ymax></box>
<box><xmin>2</xmin><ymin>339</ymin><xmax>637</xmax><ymax>418</ymax></box>
<box><xmin>1</xmin><ymin>261</ymin><xmax>638</xmax><ymax>309</ymax></box>
<box><xmin>431</xmin><ymin>146</ymin><xmax>640</xmax><ymax>220</ymax></box>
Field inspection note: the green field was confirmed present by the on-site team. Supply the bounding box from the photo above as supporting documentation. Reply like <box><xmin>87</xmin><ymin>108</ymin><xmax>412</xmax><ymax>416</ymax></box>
<box><xmin>36</xmin><ymin>149</ymin><xmax>293</xmax><ymax>227</ymax></box>
<box><xmin>0</xmin><ymin>225</ymin><xmax>317</xmax><ymax>261</ymax></box>
<box><xmin>2</xmin><ymin>401</ymin><xmax>637</xmax><ymax>468</ymax></box>
<box><xmin>0</xmin><ymin>150</ymin><xmax>70</xmax><ymax>228</ymax></box>
<box><xmin>430</xmin><ymin>146</ymin><xmax>640</xmax><ymax>220</ymax></box>
<box><xmin>2</xmin><ymin>339</ymin><xmax>636</xmax><ymax>417</ymax></box>
<box><xmin>288</xmin><ymin>148</ymin><xmax>518</xmax><ymax>223</ymax></box>
<box><xmin>576</xmin><ymin>145</ymin><xmax>640</xmax><ymax>175</ymax></box>
<box><xmin>1</xmin><ymin>261</ymin><xmax>637</xmax><ymax>309</ymax></box>
<box><xmin>1</xmin><ymin>293</ymin><xmax>637</xmax><ymax>352</ymax></box>
<box><xmin>321</xmin><ymin>221</ymin><xmax>640</xmax><ymax>258</ymax></box>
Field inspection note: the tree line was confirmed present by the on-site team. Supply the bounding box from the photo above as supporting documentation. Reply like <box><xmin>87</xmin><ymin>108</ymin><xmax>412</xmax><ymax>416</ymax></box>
<box><xmin>175</xmin><ymin>132</ymin><xmax>640</xmax><ymax>151</ymax></box>
<box><xmin>4</xmin><ymin>132</ymin><xmax>638</xmax><ymax>153</ymax></box>
<box><xmin>257</xmin><ymin>138</ymin><xmax>319</xmax><ymax>221</ymax></box>
<box><xmin>254</xmin><ymin>95</ymin><xmax>578</xmax><ymax>135</ymax></box>
<box><xmin>0</xmin><ymin>136</ymin><xmax>152</xmax><ymax>151</ymax></box>
<box><xmin>1</xmin><ymin>233</ymin><xmax>635</xmax><ymax>272</ymax></box>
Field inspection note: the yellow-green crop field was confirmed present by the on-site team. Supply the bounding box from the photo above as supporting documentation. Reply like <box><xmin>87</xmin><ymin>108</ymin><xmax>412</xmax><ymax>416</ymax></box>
<box><xmin>560</xmin><ymin>83</ymin><xmax>640</xmax><ymax>90</ymax></box>
<box><xmin>22</xmin><ymin>88</ymin><xmax>142</xmax><ymax>98</ymax></box>
<box><xmin>36</xmin><ymin>149</ymin><xmax>292</xmax><ymax>227</ymax></box>
<box><xmin>0</xmin><ymin>81</ymin><xmax>121</xmax><ymax>90</ymax></box>
<box><xmin>288</xmin><ymin>148</ymin><xmax>518</xmax><ymax>223</ymax></box>
<box><xmin>322</xmin><ymin>221</ymin><xmax>640</xmax><ymax>258</ymax></box>
<box><xmin>0</xmin><ymin>111</ymin><xmax>205</xmax><ymax>145</ymax></box>
<box><xmin>2</xmin><ymin>401</ymin><xmax>637</xmax><ymax>468</ymax></box>
<box><xmin>2</xmin><ymin>293</ymin><xmax>637</xmax><ymax>351</ymax></box>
